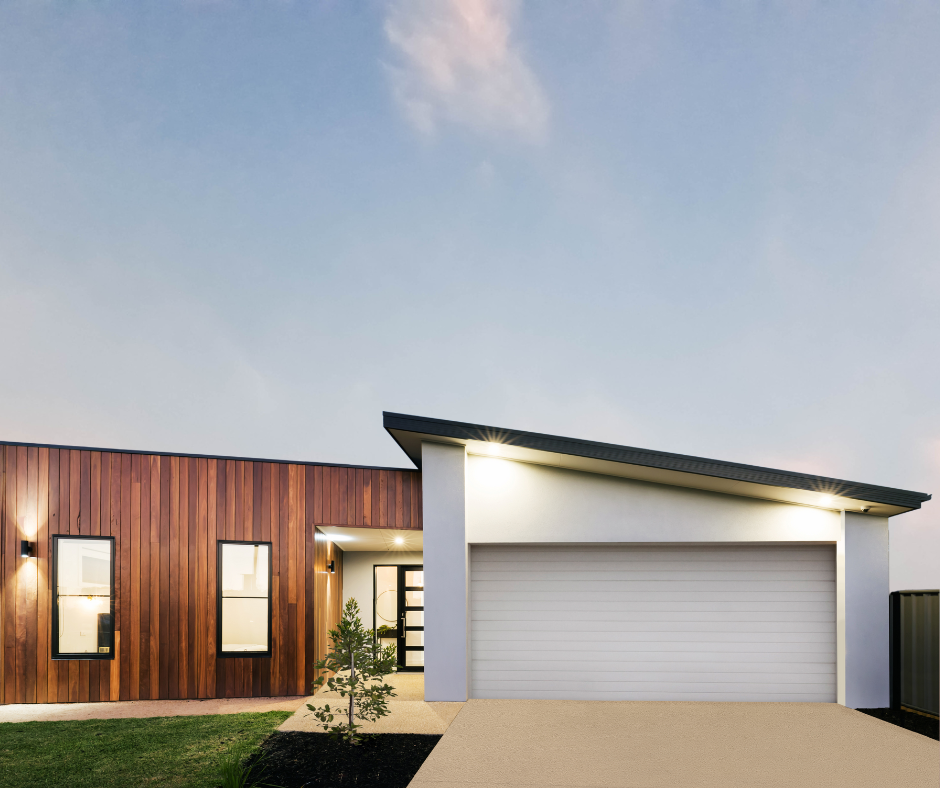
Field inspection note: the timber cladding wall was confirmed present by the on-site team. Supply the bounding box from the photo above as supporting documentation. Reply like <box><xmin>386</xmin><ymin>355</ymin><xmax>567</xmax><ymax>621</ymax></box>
<box><xmin>0</xmin><ymin>443</ymin><xmax>422</xmax><ymax>705</ymax></box>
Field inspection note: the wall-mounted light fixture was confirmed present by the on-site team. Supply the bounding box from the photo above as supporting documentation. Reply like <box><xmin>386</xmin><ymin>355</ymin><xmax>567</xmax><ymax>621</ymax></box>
<box><xmin>327</xmin><ymin>560</ymin><xmax>335</xmax><ymax>574</ymax></box>
<box><xmin>20</xmin><ymin>541</ymin><xmax>33</xmax><ymax>558</ymax></box>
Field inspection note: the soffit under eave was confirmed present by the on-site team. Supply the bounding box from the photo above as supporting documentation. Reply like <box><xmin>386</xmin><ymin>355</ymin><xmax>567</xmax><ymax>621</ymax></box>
<box><xmin>387</xmin><ymin>428</ymin><xmax>912</xmax><ymax>518</ymax></box>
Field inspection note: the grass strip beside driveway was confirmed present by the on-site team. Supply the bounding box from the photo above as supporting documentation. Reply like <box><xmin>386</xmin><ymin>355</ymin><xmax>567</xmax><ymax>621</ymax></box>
<box><xmin>0</xmin><ymin>710</ymin><xmax>292</xmax><ymax>788</ymax></box>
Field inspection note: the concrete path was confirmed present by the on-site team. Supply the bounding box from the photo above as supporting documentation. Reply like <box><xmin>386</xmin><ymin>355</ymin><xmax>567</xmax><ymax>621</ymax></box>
<box><xmin>0</xmin><ymin>695</ymin><xmax>306</xmax><ymax>724</ymax></box>
<box><xmin>281</xmin><ymin>672</ymin><xmax>465</xmax><ymax>735</ymax></box>
<box><xmin>409</xmin><ymin>700</ymin><xmax>938</xmax><ymax>788</ymax></box>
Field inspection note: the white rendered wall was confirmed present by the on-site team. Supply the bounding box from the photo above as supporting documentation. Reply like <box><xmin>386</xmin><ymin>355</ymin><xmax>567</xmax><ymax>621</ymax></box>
<box><xmin>341</xmin><ymin>550</ymin><xmax>424</xmax><ymax>633</ymax></box>
<box><xmin>843</xmin><ymin>512</ymin><xmax>890</xmax><ymax>708</ymax></box>
<box><xmin>456</xmin><ymin>454</ymin><xmax>892</xmax><ymax>705</ymax></box>
<box><xmin>421</xmin><ymin>441</ymin><xmax>469</xmax><ymax>702</ymax></box>
<box><xmin>466</xmin><ymin>454</ymin><xmax>841</xmax><ymax>544</ymax></box>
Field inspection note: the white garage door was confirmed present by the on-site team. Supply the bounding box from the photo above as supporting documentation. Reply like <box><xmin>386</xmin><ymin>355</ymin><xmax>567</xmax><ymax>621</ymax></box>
<box><xmin>470</xmin><ymin>544</ymin><xmax>836</xmax><ymax>701</ymax></box>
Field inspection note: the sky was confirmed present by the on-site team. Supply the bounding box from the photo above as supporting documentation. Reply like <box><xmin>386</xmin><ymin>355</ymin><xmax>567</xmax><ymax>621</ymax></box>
<box><xmin>0</xmin><ymin>1</ymin><xmax>937</xmax><ymax>590</ymax></box>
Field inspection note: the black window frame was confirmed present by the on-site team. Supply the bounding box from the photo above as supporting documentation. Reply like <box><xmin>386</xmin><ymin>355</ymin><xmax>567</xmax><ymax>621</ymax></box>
<box><xmin>398</xmin><ymin>564</ymin><xmax>424</xmax><ymax>672</ymax></box>
<box><xmin>216</xmin><ymin>539</ymin><xmax>274</xmax><ymax>659</ymax></box>
<box><xmin>51</xmin><ymin>534</ymin><xmax>116</xmax><ymax>661</ymax></box>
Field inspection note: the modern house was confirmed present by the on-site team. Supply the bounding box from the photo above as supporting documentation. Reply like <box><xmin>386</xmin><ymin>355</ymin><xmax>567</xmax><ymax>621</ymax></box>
<box><xmin>0</xmin><ymin>412</ymin><xmax>931</xmax><ymax>709</ymax></box>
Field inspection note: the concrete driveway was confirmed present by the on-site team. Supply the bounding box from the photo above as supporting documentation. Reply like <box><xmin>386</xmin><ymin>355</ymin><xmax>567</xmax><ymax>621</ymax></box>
<box><xmin>408</xmin><ymin>700</ymin><xmax>937</xmax><ymax>788</ymax></box>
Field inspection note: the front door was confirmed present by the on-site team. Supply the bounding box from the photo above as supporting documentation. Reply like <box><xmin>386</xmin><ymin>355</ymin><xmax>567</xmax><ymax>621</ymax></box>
<box><xmin>373</xmin><ymin>564</ymin><xmax>424</xmax><ymax>671</ymax></box>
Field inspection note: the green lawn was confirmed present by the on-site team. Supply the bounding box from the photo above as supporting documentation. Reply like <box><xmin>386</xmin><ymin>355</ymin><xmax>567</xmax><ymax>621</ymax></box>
<box><xmin>0</xmin><ymin>711</ymin><xmax>292</xmax><ymax>788</ymax></box>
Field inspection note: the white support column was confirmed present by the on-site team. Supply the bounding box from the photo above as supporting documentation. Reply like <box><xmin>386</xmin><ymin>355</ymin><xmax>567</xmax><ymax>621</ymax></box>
<box><xmin>837</xmin><ymin>511</ymin><xmax>846</xmax><ymax>706</ymax></box>
<box><xmin>421</xmin><ymin>441</ymin><xmax>469</xmax><ymax>702</ymax></box>
<box><xmin>843</xmin><ymin>512</ymin><xmax>890</xmax><ymax>708</ymax></box>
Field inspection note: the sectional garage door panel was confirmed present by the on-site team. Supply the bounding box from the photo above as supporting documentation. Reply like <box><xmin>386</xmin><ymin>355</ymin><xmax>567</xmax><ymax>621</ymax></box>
<box><xmin>470</xmin><ymin>544</ymin><xmax>836</xmax><ymax>701</ymax></box>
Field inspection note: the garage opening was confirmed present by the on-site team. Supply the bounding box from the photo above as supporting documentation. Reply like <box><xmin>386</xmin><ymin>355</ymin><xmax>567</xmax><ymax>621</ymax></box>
<box><xmin>470</xmin><ymin>543</ymin><xmax>836</xmax><ymax>701</ymax></box>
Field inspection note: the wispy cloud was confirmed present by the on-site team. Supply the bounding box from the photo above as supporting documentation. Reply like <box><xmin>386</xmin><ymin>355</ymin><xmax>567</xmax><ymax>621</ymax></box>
<box><xmin>384</xmin><ymin>0</ymin><xmax>549</xmax><ymax>142</ymax></box>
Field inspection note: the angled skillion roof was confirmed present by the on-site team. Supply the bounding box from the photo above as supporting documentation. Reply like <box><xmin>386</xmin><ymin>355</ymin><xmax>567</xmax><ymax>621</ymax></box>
<box><xmin>384</xmin><ymin>412</ymin><xmax>932</xmax><ymax>517</ymax></box>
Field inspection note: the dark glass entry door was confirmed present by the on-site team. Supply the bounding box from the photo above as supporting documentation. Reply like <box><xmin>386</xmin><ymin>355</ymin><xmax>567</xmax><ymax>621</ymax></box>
<box><xmin>373</xmin><ymin>564</ymin><xmax>424</xmax><ymax>672</ymax></box>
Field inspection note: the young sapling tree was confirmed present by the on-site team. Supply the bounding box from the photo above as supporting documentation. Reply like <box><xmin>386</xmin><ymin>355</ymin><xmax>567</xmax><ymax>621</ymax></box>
<box><xmin>308</xmin><ymin>598</ymin><xmax>397</xmax><ymax>744</ymax></box>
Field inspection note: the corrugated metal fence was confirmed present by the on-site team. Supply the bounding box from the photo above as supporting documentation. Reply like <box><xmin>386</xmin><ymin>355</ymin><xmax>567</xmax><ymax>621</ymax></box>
<box><xmin>890</xmin><ymin>590</ymin><xmax>939</xmax><ymax>717</ymax></box>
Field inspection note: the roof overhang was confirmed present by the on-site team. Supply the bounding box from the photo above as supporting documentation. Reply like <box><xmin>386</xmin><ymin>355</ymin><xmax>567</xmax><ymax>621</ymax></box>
<box><xmin>384</xmin><ymin>412</ymin><xmax>932</xmax><ymax>518</ymax></box>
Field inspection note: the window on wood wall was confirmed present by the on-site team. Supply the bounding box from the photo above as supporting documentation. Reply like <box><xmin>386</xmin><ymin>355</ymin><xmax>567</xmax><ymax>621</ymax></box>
<box><xmin>217</xmin><ymin>541</ymin><xmax>272</xmax><ymax>657</ymax></box>
<box><xmin>52</xmin><ymin>536</ymin><xmax>115</xmax><ymax>660</ymax></box>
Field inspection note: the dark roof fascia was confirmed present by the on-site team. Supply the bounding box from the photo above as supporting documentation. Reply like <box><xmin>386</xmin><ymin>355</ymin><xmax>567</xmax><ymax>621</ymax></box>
<box><xmin>0</xmin><ymin>439</ymin><xmax>416</xmax><ymax>474</ymax></box>
<box><xmin>383</xmin><ymin>412</ymin><xmax>932</xmax><ymax>511</ymax></box>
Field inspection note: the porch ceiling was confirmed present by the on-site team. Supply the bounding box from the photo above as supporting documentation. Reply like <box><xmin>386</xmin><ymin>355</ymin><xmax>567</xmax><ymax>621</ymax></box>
<box><xmin>317</xmin><ymin>525</ymin><xmax>423</xmax><ymax>552</ymax></box>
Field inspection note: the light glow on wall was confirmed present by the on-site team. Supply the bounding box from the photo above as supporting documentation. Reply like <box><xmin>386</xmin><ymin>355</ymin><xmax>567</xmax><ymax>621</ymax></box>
<box><xmin>19</xmin><ymin>499</ymin><xmax>40</xmax><ymax>540</ymax></box>
<box><xmin>469</xmin><ymin>453</ymin><xmax>525</xmax><ymax>497</ymax></box>
<box><xmin>16</xmin><ymin>556</ymin><xmax>38</xmax><ymax>585</ymax></box>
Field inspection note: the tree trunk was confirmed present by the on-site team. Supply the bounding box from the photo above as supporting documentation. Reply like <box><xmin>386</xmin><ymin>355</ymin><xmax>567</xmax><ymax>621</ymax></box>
<box><xmin>348</xmin><ymin>648</ymin><xmax>355</xmax><ymax>727</ymax></box>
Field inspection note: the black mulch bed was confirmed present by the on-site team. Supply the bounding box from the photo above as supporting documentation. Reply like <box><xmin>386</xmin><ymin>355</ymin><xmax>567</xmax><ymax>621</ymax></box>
<box><xmin>243</xmin><ymin>731</ymin><xmax>442</xmax><ymax>788</ymax></box>
<box><xmin>856</xmin><ymin>708</ymin><xmax>939</xmax><ymax>740</ymax></box>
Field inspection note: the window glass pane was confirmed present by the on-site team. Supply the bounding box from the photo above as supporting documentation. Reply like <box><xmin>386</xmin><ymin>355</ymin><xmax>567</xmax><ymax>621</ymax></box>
<box><xmin>221</xmin><ymin>543</ymin><xmax>269</xmax><ymax>596</ymax></box>
<box><xmin>405</xmin><ymin>610</ymin><xmax>424</xmax><ymax>627</ymax></box>
<box><xmin>220</xmin><ymin>542</ymin><xmax>270</xmax><ymax>654</ymax></box>
<box><xmin>56</xmin><ymin>538</ymin><xmax>112</xmax><ymax>656</ymax></box>
<box><xmin>57</xmin><ymin>598</ymin><xmax>112</xmax><ymax>655</ymax></box>
<box><xmin>405</xmin><ymin>589</ymin><xmax>423</xmax><ymax>607</ymax></box>
<box><xmin>405</xmin><ymin>630</ymin><xmax>424</xmax><ymax>647</ymax></box>
<box><xmin>57</xmin><ymin>539</ymin><xmax>111</xmax><ymax>596</ymax></box>
<box><xmin>221</xmin><ymin>598</ymin><xmax>269</xmax><ymax>652</ymax></box>
<box><xmin>374</xmin><ymin>566</ymin><xmax>398</xmax><ymax>628</ymax></box>
<box><xmin>405</xmin><ymin>650</ymin><xmax>424</xmax><ymax>667</ymax></box>
<box><xmin>404</xmin><ymin>570</ymin><xmax>423</xmax><ymax>588</ymax></box>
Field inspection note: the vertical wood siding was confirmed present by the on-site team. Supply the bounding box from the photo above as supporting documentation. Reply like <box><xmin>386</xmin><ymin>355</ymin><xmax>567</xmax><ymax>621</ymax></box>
<box><xmin>0</xmin><ymin>445</ymin><xmax>421</xmax><ymax>704</ymax></box>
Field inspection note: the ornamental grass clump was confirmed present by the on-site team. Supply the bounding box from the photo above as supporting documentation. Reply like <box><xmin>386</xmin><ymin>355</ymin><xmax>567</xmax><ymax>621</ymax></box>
<box><xmin>216</xmin><ymin>747</ymin><xmax>279</xmax><ymax>788</ymax></box>
<box><xmin>308</xmin><ymin>597</ymin><xmax>398</xmax><ymax>745</ymax></box>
